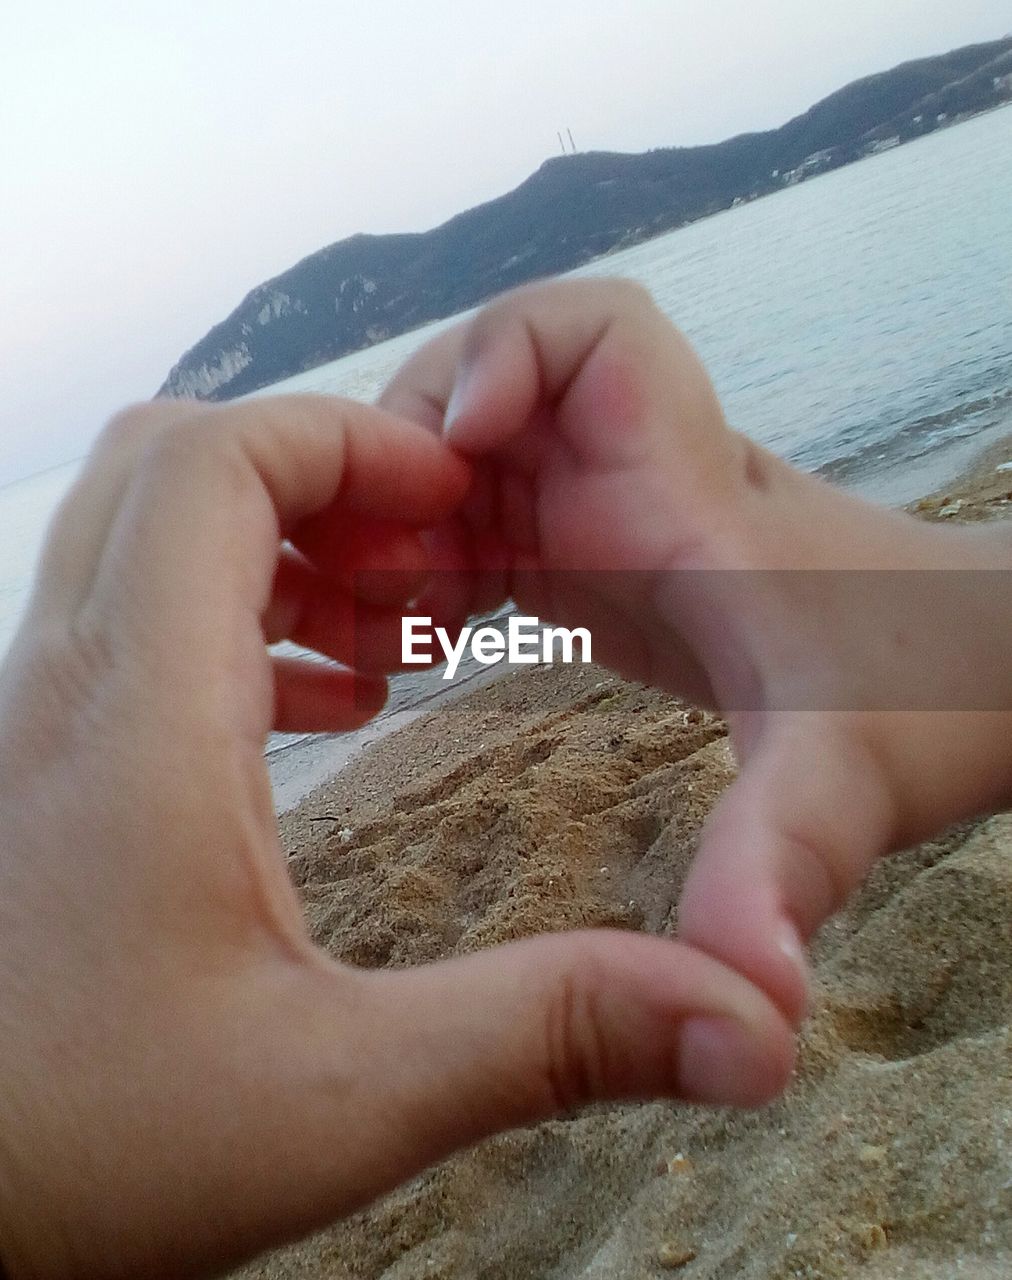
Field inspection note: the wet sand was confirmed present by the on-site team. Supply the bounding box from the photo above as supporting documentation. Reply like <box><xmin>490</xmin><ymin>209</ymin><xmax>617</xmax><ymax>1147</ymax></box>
<box><xmin>243</xmin><ymin>438</ymin><xmax>1012</xmax><ymax>1280</ymax></box>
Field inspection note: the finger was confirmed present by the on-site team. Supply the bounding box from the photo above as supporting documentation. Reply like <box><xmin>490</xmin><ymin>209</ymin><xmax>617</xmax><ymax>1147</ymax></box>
<box><xmin>382</xmin><ymin>279</ymin><xmax>743</xmax><ymax>577</ymax></box>
<box><xmin>266</xmin><ymin>548</ymin><xmax>426</xmax><ymax>674</ymax></box>
<box><xmin>372</xmin><ymin>932</ymin><xmax>795</xmax><ymax>1119</ymax></box>
<box><xmin>411</xmin><ymin>524</ymin><xmax>486</xmax><ymax>634</ymax></box>
<box><xmin>410</xmin><ymin>459</ymin><xmax>543</xmax><ymax>624</ymax></box>
<box><xmin>29</xmin><ymin>398</ymin><xmax>214</xmax><ymax>622</ymax></box>
<box><xmin>441</xmin><ymin>279</ymin><xmax>732</xmax><ymax>476</ymax></box>
<box><xmin>676</xmin><ymin>716</ymin><xmax>896</xmax><ymax>1024</ymax></box>
<box><xmin>288</xmin><ymin>513</ymin><xmax>431</xmax><ymax>608</ymax></box>
<box><xmin>378</xmin><ymin>324</ymin><xmax>468</xmax><ymax>431</ymax></box>
<box><xmin>383</xmin><ymin>278</ymin><xmax>730</xmax><ymax>474</ymax></box>
<box><xmin>263</xmin><ymin>931</ymin><xmax>795</xmax><ymax>1235</ymax></box>
<box><xmin>271</xmin><ymin>658</ymin><xmax>387</xmax><ymax>734</ymax></box>
<box><xmin>35</xmin><ymin>395</ymin><xmax>470</xmax><ymax>651</ymax></box>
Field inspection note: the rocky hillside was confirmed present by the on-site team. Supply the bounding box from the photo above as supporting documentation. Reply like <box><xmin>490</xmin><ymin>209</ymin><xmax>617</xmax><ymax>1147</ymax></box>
<box><xmin>160</xmin><ymin>37</ymin><xmax>1012</xmax><ymax>401</ymax></box>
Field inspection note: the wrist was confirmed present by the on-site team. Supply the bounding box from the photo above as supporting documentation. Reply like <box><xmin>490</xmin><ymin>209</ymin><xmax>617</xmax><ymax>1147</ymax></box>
<box><xmin>862</xmin><ymin>518</ymin><xmax>1012</xmax><ymax>844</ymax></box>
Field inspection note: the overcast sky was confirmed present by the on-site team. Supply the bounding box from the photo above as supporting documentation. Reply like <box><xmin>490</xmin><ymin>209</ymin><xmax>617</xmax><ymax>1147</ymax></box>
<box><xmin>2</xmin><ymin>1</ymin><xmax>1009</xmax><ymax>484</ymax></box>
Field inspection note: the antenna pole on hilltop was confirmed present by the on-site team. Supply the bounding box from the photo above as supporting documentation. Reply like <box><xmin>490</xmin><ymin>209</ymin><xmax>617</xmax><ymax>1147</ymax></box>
<box><xmin>567</xmin><ymin>128</ymin><xmax>577</xmax><ymax>153</ymax></box>
<box><xmin>557</xmin><ymin>131</ymin><xmax>567</xmax><ymax>156</ymax></box>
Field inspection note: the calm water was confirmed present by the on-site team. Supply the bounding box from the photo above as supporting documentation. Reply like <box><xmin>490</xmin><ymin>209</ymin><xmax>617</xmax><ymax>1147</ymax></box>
<box><xmin>2</xmin><ymin>105</ymin><xmax>1011</xmax><ymax>668</ymax></box>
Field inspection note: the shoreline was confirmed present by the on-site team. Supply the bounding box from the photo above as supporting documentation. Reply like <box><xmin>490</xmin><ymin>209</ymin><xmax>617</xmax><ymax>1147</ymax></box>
<box><xmin>905</xmin><ymin>429</ymin><xmax>1012</xmax><ymax>522</ymax></box>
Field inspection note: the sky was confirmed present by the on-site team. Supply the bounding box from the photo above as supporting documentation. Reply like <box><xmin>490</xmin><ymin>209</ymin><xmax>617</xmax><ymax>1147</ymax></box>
<box><xmin>2</xmin><ymin>1</ymin><xmax>1010</xmax><ymax>484</ymax></box>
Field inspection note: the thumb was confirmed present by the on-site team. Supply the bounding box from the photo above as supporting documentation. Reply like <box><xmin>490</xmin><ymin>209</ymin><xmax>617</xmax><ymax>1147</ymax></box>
<box><xmin>0</xmin><ymin>935</ymin><xmax>784</xmax><ymax>1280</ymax></box>
<box><xmin>677</xmin><ymin>715</ymin><xmax>896</xmax><ymax>1025</ymax></box>
<box><xmin>345</xmin><ymin>930</ymin><xmax>794</xmax><ymax>1187</ymax></box>
<box><xmin>144</xmin><ymin>935</ymin><xmax>793</xmax><ymax>1276</ymax></box>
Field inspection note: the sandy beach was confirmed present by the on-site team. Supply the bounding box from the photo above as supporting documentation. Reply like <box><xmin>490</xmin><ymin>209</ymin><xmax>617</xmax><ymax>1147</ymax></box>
<box><xmin>240</xmin><ymin>441</ymin><xmax>1012</xmax><ymax>1280</ymax></box>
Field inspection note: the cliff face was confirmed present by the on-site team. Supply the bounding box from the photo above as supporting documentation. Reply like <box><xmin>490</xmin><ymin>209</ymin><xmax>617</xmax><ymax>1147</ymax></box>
<box><xmin>159</xmin><ymin>37</ymin><xmax>1012</xmax><ymax>402</ymax></box>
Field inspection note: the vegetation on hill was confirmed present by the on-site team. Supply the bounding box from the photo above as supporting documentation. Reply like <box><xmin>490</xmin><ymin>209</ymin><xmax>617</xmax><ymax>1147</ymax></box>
<box><xmin>159</xmin><ymin>37</ymin><xmax>1012</xmax><ymax>401</ymax></box>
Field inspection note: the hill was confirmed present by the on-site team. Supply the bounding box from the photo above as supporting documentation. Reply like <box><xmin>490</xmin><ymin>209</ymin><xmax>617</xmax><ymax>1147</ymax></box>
<box><xmin>159</xmin><ymin>37</ymin><xmax>1012</xmax><ymax>401</ymax></box>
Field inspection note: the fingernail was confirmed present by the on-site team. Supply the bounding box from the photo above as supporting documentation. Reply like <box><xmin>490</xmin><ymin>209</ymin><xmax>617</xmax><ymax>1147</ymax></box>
<box><xmin>678</xmin><ymin>1016</ymin><xmax>766</xmax><ymax>1107</ymax></box>
<box><xmin>778</xmin><ymin>921</ymin><xmax>806</xmax><ymax>968</ymax></box>
<box><xmin>444</xmin><ymin>366</ymin><xmax>474</xmax><ymax>437</ymax></box>
<box><xmin>777</xmin><ymin>921</ymin><xmax>812</xmax><ymax>1021</ymax></box>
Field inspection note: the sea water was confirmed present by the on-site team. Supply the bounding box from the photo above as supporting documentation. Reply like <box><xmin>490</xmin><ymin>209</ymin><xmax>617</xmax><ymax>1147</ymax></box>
<box><xmin>2</xmin><ymin>105</ymin><xmax>1010</xmax><ymax>668</ymax></box>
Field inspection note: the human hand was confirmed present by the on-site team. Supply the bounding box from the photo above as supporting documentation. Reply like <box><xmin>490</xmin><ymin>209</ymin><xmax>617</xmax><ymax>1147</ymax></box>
<box><xmin>381</xmin><ymin>278</ymin><xmax>1012</xmax><ymax>1027</ymax></box>
<box><xmin>0</xmin><ymin>395</ymin><xmax>793</xmax><ymax>1279</ymax></box>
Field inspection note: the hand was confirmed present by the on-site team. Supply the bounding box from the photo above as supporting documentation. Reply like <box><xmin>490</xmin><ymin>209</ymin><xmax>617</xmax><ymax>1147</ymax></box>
<box><xmin>381</xmin><ymin>278</ymin><xmax>1012</xmax><ymax>1026</ymax></box>
<box><xmin>0</xmin><ymin>395</ymin><xmax>793</xmax><ymax>1279</ymax></box>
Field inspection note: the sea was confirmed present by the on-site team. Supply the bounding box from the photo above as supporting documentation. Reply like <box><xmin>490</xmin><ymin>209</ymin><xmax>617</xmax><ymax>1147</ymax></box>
<box><xmin>2</xmin><ymin>105</ymin><xmax>1011</xmax><ymax>771</ymax></box>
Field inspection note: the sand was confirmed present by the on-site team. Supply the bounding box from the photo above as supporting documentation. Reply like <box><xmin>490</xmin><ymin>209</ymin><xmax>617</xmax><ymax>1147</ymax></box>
<box><xmin>237</xmin><ymin>440</ymin><xmax>1012</xmax><ymax>1280</ymax></box>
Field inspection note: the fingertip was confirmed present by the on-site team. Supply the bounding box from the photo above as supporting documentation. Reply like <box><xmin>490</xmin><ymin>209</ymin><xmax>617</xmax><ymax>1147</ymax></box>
<box><xmin>677</xmin><ymin>792</ymin><xmax>815</xmax><ymax>1028</ymax></box>
<box><xmin>679</xmin><ymin>905</ymin><xmax>812</xmax><ymax>1030</ymax></box>
<box><xmin>678</xmin><ymin>1012</ymin><xmax>796</xmax><ymax>1109</ymax></box>
<box><xmin>443</xmin><ymin>366</ymin><xmax>474</xmax><ymax>440</ymax></box>
<box><xmin>626</xmin><ymin>934</ymin><xmax>797</xmax><ymax>1108</ymax></box>
<box><xmin>441</xmin><ymin>321</ymin><xmax>540</xmax><ymax>453</ymax></box>
<box><xmin>272</xmin><ymin>659</ymin><xmax>388</xmax><ymax>735</ymax></box>
<box><xmin>540</xmin><ymin>931</ymin><xmax>797</xmax><ymax>1111</ymax></box>
<box><xmin>353</xmin><ymin>672</ymin><xmax>389</xmax><ymax>721</ymax></box>
<box><xmin>342</xmin><ymin>528</ymin><xmax>433</xmax><ymax>609</ymax></box>
<box><xmin>776</xmin><ymin>921</ymin><xmax>813</xmax><ymax>1020</ymax></box>
<box><xmin>337</xmin><ymin>404</ymin><xmax>472</xmax><ymax>524</ymax></box>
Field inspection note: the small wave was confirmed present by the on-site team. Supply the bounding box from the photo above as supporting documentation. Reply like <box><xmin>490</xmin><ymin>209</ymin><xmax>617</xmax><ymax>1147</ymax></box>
<box><xmin>808</xmin><ymin>388</ymin><xmax>1012</xmax><ymax>488</ymax></box>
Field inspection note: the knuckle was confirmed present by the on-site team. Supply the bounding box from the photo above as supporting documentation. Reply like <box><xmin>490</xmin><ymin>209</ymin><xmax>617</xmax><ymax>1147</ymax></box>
<box><xmin>593</xmin><ymin>276</ymin><xmax>655</xmax><ymax>310</ymax></box>
<box><xmin>96</xmin><ymin>404</ymin><xmax>158</xmax><ymax>454</ymax></box>
<box><xmin>142</xmin><ymin>414</ymin><xmax>207</xmax><ymax>462</ymax></box>
<box><xmin>540</xmin><ymin>941</ymin><xmax>614</xmax><ymax>1113</ymax></box>
<box><xmin>461</xmin><ymin>294</ymin><xmax>515</xmax><ymax>353</ymax></box>
<box><xmin>141</xmin><ymin>414</ymin><xmax>236</xmax><ymax>482</ymax></box>
<box><xmin>98</xmin><ymin>400</ymin><xmax>178</xmax><ymax>453</ymax></box>
<box><xmin>467</xmin><ymin>278</ymin><xmax>662</xmax><ymax>360</ymax></box>
<box><xmin>97</xmin><ymin>397</ymin><xmax>217</xmax><ymax>460</ymax></box>
<box><xmin>562</xmin><ymin>276</ymin><xmax>658</xmax><ymax>316</ymax></box>
<box><xmin>132</xmin><ymin>422</ymin><xmax>202</xmax><ymax>494</ymax></box>
<box><xmin>781</xmin><ymin>824</ymin><xmax>854</xmax><ymax>922</ymax></box>
<box><xmin>495</xmin><ymin>275</ymin><xmax>656</xmax><ymax>317</ymax></box>
<box><xmin>114</xmin><ymin>407</ymin><xmax>281</xmax><ymax>542</ymax></box>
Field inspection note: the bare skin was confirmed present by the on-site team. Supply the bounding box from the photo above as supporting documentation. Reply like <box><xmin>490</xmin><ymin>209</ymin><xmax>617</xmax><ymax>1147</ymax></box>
<box><xmin>0</xmin><ymin>389</ymin><xmax>792</xmax><ymax>1280</ymax></box>
<box><xmin>380</xmin><ymin>279</ymin><xmax>1012</xmax><ymax>1022</ymax></box>
<box><xmin>0</xmin><ymin>278</ymin><xmax>1007</xmax><ymax>1277</ymax></box>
